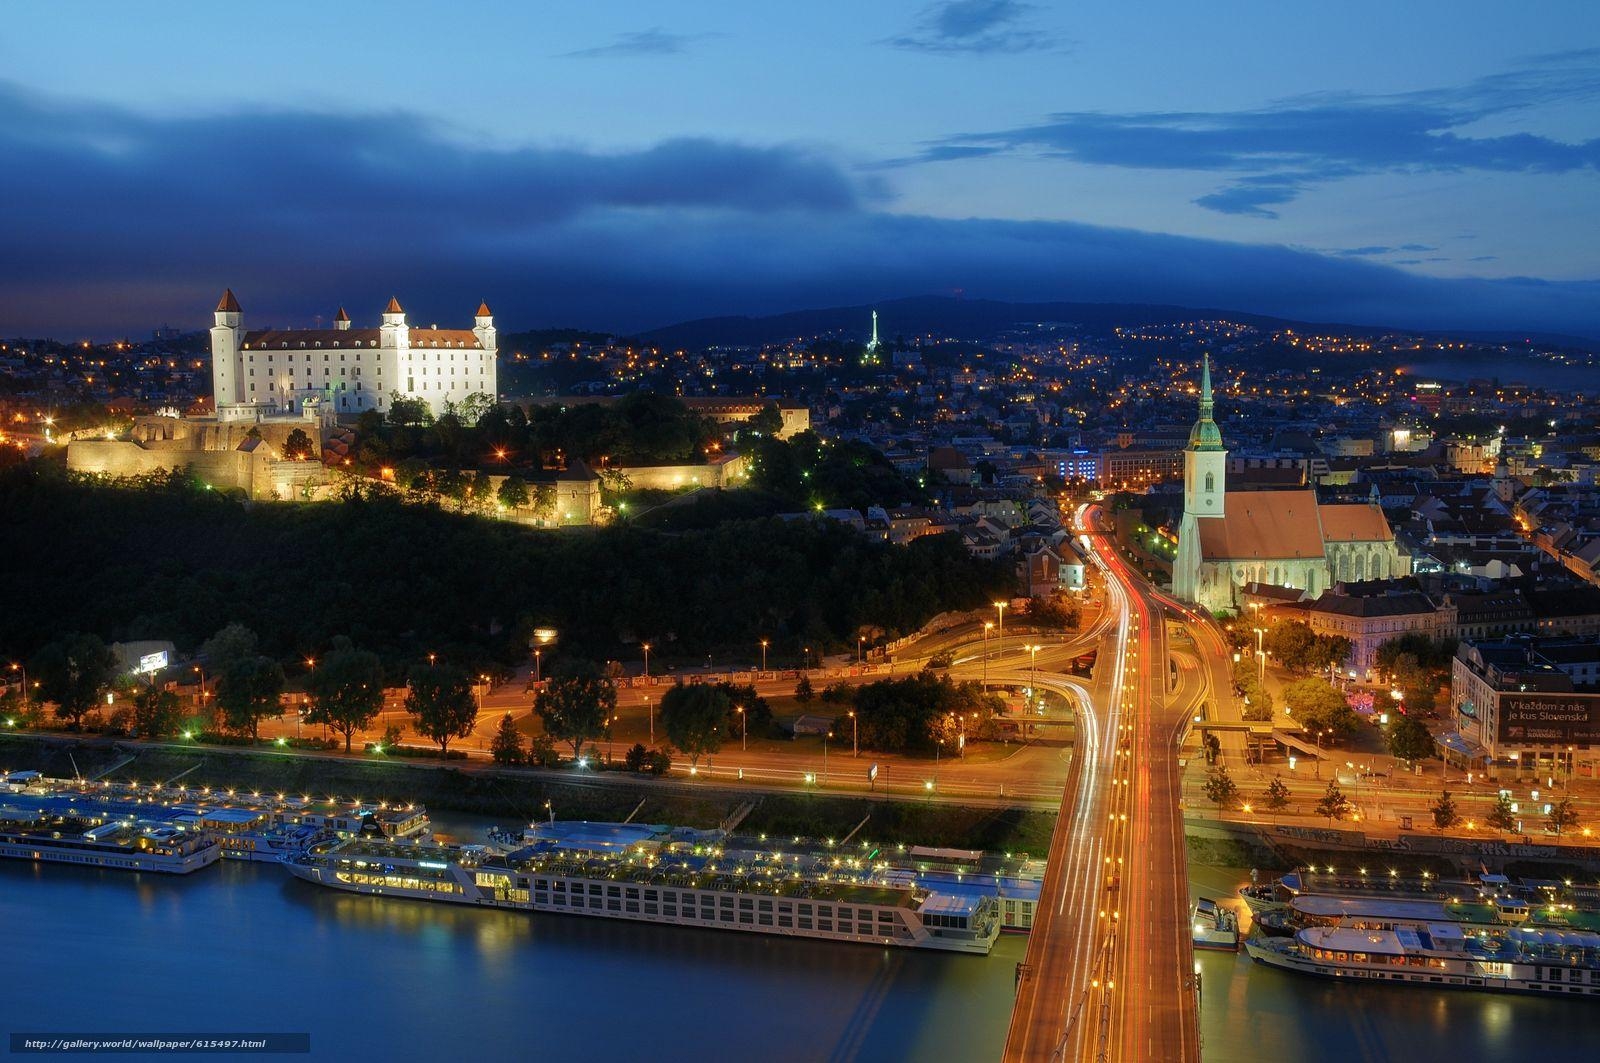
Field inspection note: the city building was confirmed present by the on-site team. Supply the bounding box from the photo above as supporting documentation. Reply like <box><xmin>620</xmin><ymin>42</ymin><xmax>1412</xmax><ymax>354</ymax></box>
<box><xmin>211</xmin><ymin>290</ymin><xmax>497</xmax><ymax>419</ymax></box>
<box><xmin>1172</xmin><ymin>356</ymin><xmax>1410</xmax><ymax>613</ymax></box>
<box><xmin>1450</xmin><ymin>635</ymin><xmax>1600</xmax><ymax>777</ymax></box>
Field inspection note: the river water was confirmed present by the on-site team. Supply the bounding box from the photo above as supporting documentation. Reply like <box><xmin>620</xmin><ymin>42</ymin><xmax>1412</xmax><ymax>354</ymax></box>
<box><xmin>4</xmin><ymin>821</ymin><xmax>1597</xmax><ymax>1062</ymax></box>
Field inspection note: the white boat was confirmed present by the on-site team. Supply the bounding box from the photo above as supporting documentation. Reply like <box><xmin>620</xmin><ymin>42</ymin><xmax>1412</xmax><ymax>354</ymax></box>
<box><xmin>285</xmin><ymin>836</ymin><xmax>1001</xmax><ymax>954</ymax></box>
<box><xmin>0</xmin><ymin>816</ymin><xmax>220</xmax><ymax>874</ymax></box>
<box><xmin>1193</xmin><ymin>897</ymin><xmax>1240</xmax><ymax>951</ymax></box>
<box><xmin>1246</xmin><ymin>920</ymin><xmax>1600</xmax><ymax>997</ymax></box>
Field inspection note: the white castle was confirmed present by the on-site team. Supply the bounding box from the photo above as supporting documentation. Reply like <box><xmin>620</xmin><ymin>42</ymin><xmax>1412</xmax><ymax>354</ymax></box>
<box><xmin>209</xmin><ymin>290</ymin><xmax>498</xmax><ymax>420</ymax></box>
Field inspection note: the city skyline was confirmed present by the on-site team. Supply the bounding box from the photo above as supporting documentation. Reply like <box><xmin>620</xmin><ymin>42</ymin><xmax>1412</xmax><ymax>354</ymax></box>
<box><xmin>1</xmin><ymin>2</ymin><xmax>1597</xmax><ymax>337</ymax></box>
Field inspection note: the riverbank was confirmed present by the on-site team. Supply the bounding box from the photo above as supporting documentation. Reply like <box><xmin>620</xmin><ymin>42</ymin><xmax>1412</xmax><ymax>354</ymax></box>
<box><xmin>0</xmin><ymin>733</ymin><xmax>1056</xmax><ymax>854</ymax></box>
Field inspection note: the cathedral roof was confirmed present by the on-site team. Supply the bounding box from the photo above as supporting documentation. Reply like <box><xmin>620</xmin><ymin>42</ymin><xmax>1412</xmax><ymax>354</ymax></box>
<box><xmin>1196</xmin><ymin>492</ymin><xmax>1396</xmax><ymax>562</ymax></box>
<box><xmin>1317</xmin><ymin>503</ymin><xmax>1394</xmax><ymax>543</ymax></box>
<box><xmin>1198</xmin><ymin>490</ymin><xmax>1325</xmax><ymax>560</ymax></box>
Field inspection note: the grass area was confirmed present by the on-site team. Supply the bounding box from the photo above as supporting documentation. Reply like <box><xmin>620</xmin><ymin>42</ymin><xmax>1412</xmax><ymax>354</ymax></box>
<box><xmin>0</xmin><ymin>733</ymin><xmax>1055</xmax><ymax>852</ymax></box>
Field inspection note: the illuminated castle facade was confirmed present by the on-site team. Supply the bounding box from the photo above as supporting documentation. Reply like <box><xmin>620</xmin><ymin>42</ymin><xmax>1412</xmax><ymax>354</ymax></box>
<box><xmin>209</xmin><ymin>290</ymin><xmax>497</xmax><ymax>419</ymax></box>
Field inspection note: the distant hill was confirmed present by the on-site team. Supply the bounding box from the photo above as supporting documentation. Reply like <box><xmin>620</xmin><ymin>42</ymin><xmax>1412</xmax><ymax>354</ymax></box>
<box><xmin>636</xmin><ymin>295</ymin><xmax>1600</xmax><ymax>352</ymax></box>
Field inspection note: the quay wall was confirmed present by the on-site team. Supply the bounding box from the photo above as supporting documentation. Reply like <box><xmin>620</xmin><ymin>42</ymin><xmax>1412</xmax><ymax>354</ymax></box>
<box><xmin>0</xmin><ymin>733</ymin><xmax>1054</xmax><ymax>854</ymax></box>
<box><xmin>1187</xmin><ymin>816</ymin><xmax>1600</xmax><ymax>874</ymax></box>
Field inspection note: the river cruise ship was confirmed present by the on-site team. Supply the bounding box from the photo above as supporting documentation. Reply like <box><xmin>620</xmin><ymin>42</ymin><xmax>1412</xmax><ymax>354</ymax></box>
<box><xmin>1246</xmin><ymin>921</ymin><xmax>1600</xmax><ymax>997</ymax></box>
<box><xmin>0</xmin><ymin>813</ymin><xmax>220</xmax><ymax>874</ymax></box>
<box><xmin>285</xmin><ymin>834</ymin><xmax>1001</xmax><ymax>954</ymax></box>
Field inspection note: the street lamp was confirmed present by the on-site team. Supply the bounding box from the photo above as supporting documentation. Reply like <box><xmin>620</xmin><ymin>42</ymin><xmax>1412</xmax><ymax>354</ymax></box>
<box><xmin>823</xmin><ymin>731</ymin><xmax>831</xmax><ymax>784</ymax></box>
<box><xmin>1027</xmin><ymin>644</ymin><xmax>1041</xmax><ymax>707</ymax></box>
<box><xmin>7</xmin><ymin>662</ymin><xmax>25</xmax><ymax>705</ymax></box>
<box><xmin>427</xmin><ymin>652</ymin><xmax>437</xmax><ymax>668</ymax></box>
<box><xmin>848</xmin><ymin>710</ymin><xmax>858</xmax><ymax>757</ymax></box>
<box><xmin>533</xmin><ymin>647</ymin><xmax>542</xmax><ymax>685</ymax></box>
<box><xmin>738</xmin><ymin>706</ymin><xmax>747</xmax><ymax>752</ymax></box>
<box><xmin>982</xmin><ymin>621</ymin><xmax>994</xmax><ymax>690</ymax></box>
<box><xmin>994</xmin><ymin>601</ymin><xmax>1007</xmax><ymax>655</ymax></box>
<box><xmin>641</xmin><ymin>643</ymin><xmax>651</xmax><ymax>682</ymax></box>
<box><xmin>858</xmin><ymin>636</ymin><xmax>865</xmax><ymax>666</ymax></box>
<box><xmin>1252</xmin><ymin>626</ymin><xmax>1266</xmax><ymax>682</ymax></box>
<box><xmin>760</xmin><ymin>639</ymin><xmax>768</xmax><ymax>673</ymax></box>
<box><xmin>1314</xmin><ymin>729</ymin><xmax>1328</xmax><ymax>778</ymax></box>
<box><xmin>646</xmin><ymin>695</ymin><xmax>654</xmax><ymax>745</ymax></box>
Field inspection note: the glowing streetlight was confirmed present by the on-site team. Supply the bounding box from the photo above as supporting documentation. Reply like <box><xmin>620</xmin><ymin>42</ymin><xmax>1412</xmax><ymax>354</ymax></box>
<box><xmin>760</xmin><ymin>639</ymin><xmax>768</xmax><ymax>673</ymax></box>
<box><xmin>641</xmin><ymin>642</ymin><xmax>651</xmax><ymax>681</ymax></box>
<box><xmin>994</xmin><ymin>601</ymin><xmax>1007</xmax><ymax>654</ymax></box>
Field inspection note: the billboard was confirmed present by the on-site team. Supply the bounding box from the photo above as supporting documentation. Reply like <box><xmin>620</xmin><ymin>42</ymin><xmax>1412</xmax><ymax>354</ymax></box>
<box><xmin>1498</xmin><ymin>692</ymin><xmax>1600</xmax><ymax>745</ymax></box>
<box><xmin>137</xmin><ymin>650</ymin><xmax>169</xmax><ymax>675</ymax></box>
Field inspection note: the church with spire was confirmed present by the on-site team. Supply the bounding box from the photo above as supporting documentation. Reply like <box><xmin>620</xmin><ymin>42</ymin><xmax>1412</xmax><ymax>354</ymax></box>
<box><xmin>209</xmin><ymin>291</ymin><xmax>497</xmax><ymax>420</ymax></box>
<box><xmin>1172</xmin><ymin>355</ymin><xmax>1410</xmax><ymax>614</ymax></box>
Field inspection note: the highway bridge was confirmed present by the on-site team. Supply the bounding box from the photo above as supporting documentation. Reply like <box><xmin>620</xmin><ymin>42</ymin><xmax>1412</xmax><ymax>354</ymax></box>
<box><xmin>1003</xmin><ymin>508</ymin><xmax>1202</xmax><ymax>1063</ymax></box>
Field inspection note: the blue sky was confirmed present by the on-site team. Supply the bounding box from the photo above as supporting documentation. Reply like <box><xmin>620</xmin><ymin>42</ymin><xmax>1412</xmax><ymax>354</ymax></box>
<box><xmin>1</xmin><ymin>1</ymin><xmax>1597</xmax><ymax>337</ymax></box>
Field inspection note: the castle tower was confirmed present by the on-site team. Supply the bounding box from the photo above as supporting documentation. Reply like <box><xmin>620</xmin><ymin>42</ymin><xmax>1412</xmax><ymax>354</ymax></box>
<box><xmin>472</xmin><ymin>300</ymin><xmax>496</xmax><ymax>350</ymax></box>
<box><xmin>866</xmin><ymin>309</ymin><xmax>880</xmax><ymax>354</ymax></box>
<box><xmin>1173</xmin><ymin>354</ymin><xmax>1228</xmax><ymax>604</ymax></box>
<box><xmin>334</xmin><ymin>307</ymin><xmax>350</xmax><ymax>331</ymax></box>
<box><xmin>209</xmin><ymin>288</ymin><xmax>243</xmax><ymax>409</ymax></box>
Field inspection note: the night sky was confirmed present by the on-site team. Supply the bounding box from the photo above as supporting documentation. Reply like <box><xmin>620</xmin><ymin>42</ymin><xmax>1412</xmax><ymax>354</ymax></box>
<box><xmin>2</xmin><ymin>1</ymin><xmax>1597</xmax><ymax>337</ymax></box>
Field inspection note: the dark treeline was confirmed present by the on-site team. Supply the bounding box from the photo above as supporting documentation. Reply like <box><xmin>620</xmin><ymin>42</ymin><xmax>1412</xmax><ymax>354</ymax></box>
<box><xmin>0</xmin><ymin>466</ymin><xmax>1009</xmax><ymax>675</ymax></box>
<box><xmin>355</xmin><ymin>391</ymin><xmax>725</xmax><ymax>471</ymax></box>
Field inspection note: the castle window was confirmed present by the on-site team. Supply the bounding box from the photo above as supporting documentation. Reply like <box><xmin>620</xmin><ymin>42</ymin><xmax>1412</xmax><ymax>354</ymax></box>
<box><xmin>1204</xmin><ymin>472</ymin><xmax>1215</xmax><ymax>492</ymax></box>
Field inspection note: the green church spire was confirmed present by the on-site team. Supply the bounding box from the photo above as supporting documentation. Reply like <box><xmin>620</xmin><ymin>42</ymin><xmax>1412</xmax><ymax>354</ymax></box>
<box><xmin>1188</xmin><ymin>353</ymin><xmax>1224</xmax><ymax>451</ymax></box>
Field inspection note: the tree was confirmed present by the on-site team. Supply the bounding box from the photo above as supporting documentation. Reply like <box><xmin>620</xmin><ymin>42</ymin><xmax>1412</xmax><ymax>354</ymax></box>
<box><xmin>1387</xmin><ymin>713</ymin><xmax>1434</xmax><ymax>766</ymax></box>
<box><xmin>1487</xmin><ymin>792</ymin><xmax>1517</xmax><ymax>834</ymax></box>
<box><xmin>1263</xmin><ymin>776</ymin><xmax>1291</xmax><ymax>812</ymax></box>
<box><xmin>534</xmin><ymin>660</ymin><xmax>614</xmax><ymax>762</ymax></box>
<box><xmin>283</xmin><ymin>428</ymin><xmax>314</xmax><ymax>461</ymax></box>
<box><xmin>405</xmin><ymin>663</ymin><xmax>478</xmax><ymax>755</ymax></box>
<box><xmin>1263</xmin><ymin>620</ymin><xmax>1349</xmax><ymax>675</ymax></box>
<box><xmin>305</xmin><ymin>642</ymin><xmax>386</xmax><ymax>753</ymax></box>
<box><xmin>820</xmin><ymin>682</ymin><xmax>855</xmax><ymax>705</ymax></box>
<box><xmin>1547</xmin><ymin>798</ymin><xmax>1580</xmax><ymax>837</ymax></box>
<box><xmin>387</xmin><ymin>393</ymin><xmax>433</xmax><ymax>426</ymax></box>
<box><xmin>1315</xmin><ymin>782</ymin><xmax>1352</xmax><ymax>823</ymax></box>
<box><xmin>659</xmin><ymin>682</ymin><xmax>729</xmax><ymax>769</ymax></box>
<box><xmin>31</xmin><ymin>633</ymin><xmax>117</xmax><ymax>729</ymax></box>
<box><xmin>624</xmin><ymin>742</ymin><xmax>648</xmax><ymax>772</ymax></box>
<box><xmin>200</xmin><ymin>623</ymin><xmax>259</xmax><ymax>680</ymax></box>
<box><xmin>1431</xmin><ymin>790</ymin><xmax>1459</xmax><ymax>831</ymax></box>
<box><xmin>490</xmin><ymin>713</ymin><xmax>526</xmax><ymax>765</ymax></box>
<box><xmin>469</xmin><ymin>470</ymin><xmax>496</xmax><ymax>513</ymax></box>
<box><xmin>133</xmin><ymin>684</ymin><xmax>183</xmax><ymax>739</ymax></box>
<box><xmin>216</xmin><ymin>655</ymin><xmax>284</xmax><ymax>740</ymax></box>
<box><xmin>497</xmin><ymin>475</ymin><xmax>530</xmax><ymax>511</ymax></box>
<box><xmin>794</xmin><ymin>676</ymin><xmax>815</xmax><ymax>703</ymax></box>
<box><xmin>1203</xmin><ymin>766</ymin><xmax>1239</xmax><ymax>810</ymax></box>
<box><xmin>748</xmin><ymin>403</ymin><xmax>784</xmax><ymax>437</ymax></box>
<box><xmin>1284</xmin><ymin>678</ymin><xmax>1360</xmax><ymax>739</ymax></box>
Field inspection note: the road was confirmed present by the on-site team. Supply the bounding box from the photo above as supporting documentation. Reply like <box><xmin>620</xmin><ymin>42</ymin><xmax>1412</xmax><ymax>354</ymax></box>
<box><xmin>1003</xmin><ymin>507</ymin><xmax>1201</xmax><ymax>1063</ymax></box>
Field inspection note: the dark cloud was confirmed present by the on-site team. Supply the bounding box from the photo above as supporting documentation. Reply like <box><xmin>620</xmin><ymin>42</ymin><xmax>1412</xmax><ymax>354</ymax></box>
<box><xmin>0</xmin><ymin>83</ymin><xmax>1594</xmax><ymax>341</ymax></box>
<box><xmin>882</xmin><ymin>0</ymin><xmax>1060</xmax><ymax>55</ymax></box>
<box><xmin>1333</xmin><ymin>243</ymin><xmax>1436</xmax><ymax>257</ymax></box>
<box><xmin>915</xmin><ymin>50</ymin><xmax>1600</xmax><ymax>214</ymax></box>
<box><xmin>561</xmin><ymin>28</ymin><xmax>716</xmax><ymax>59</ymax></box>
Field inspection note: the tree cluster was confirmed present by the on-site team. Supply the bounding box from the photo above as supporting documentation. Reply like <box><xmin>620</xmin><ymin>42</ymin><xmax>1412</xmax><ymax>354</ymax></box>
<box><xmin>842</xmin><ymin>672</ymin><xmax>1004</xmax><ymax>755</ymax></box>
<box><xmin>1262</xmin><ymin>620</ymin><xmax>1351</xmax><ymax>676</ymax></box>
<box><xmin>0</xmin><ymin>466</ymin><xmax>1010</xmax><ymax>676</ymax></box>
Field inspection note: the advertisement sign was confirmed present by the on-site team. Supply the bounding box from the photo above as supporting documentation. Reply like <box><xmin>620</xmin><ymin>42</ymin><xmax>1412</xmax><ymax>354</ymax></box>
<box><xmin>1498</xmin><ymin>692</ymin><xmax>1600</xmax><ymax>744</ymax></box>
<box><xmin>137</xmin><ymin>650</ymin><xmax>169</xmax><ymax>675</ymax></box>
